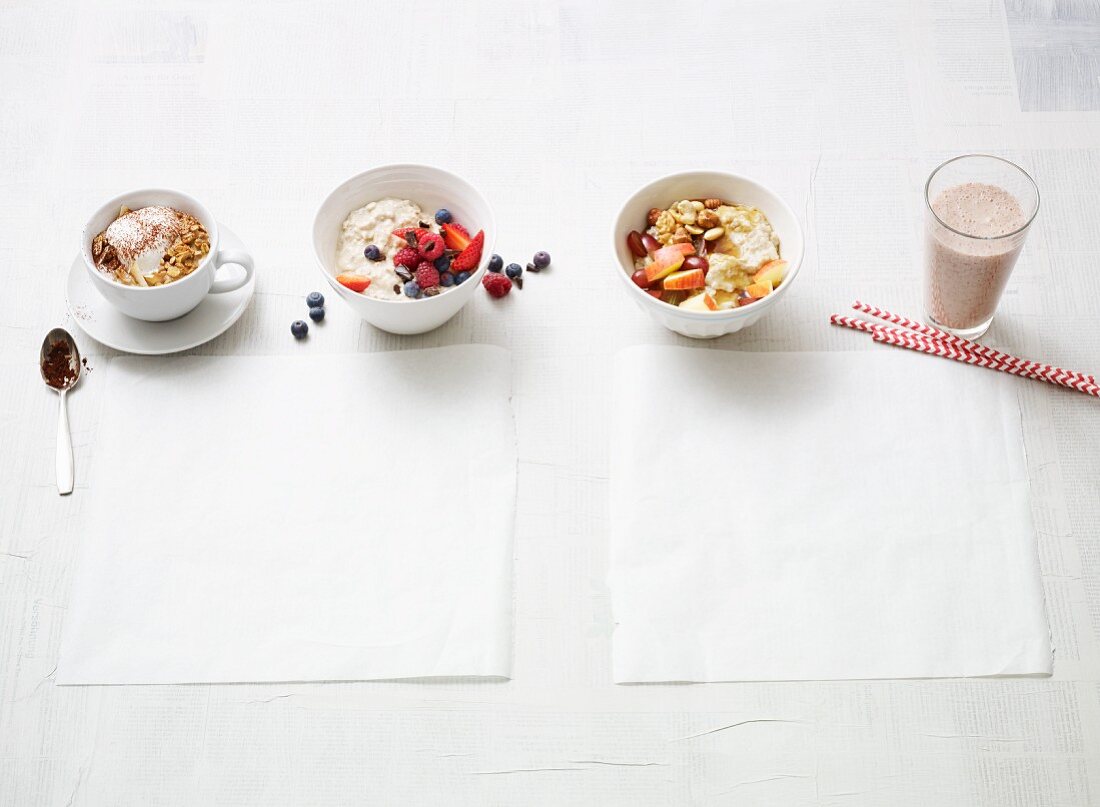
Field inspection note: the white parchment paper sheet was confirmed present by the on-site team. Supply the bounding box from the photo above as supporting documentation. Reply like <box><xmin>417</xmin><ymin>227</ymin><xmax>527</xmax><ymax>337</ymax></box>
<box><xmin>610</xmin><ymin>345</ymin><xmax>1051</xmax><ymax>682</ymax></box>
<box><xmin>57</xmin><ymin>345</ymin><xmax>516</xmax><ymax>684</ymax></box>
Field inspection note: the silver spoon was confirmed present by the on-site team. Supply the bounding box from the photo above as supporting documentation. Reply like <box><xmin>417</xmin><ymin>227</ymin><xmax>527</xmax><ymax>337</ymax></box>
<box><xmin>39</xmin><ymin>328</ymin><xmax>81</xmax><ymax>495</ymax></box>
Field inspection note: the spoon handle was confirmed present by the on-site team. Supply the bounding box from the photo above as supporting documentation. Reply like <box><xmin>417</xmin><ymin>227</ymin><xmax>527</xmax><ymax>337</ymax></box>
<box><xmin>56</xmin><ymin>390</ymin><xmax>73</xmax><ymax>495</ymax></box>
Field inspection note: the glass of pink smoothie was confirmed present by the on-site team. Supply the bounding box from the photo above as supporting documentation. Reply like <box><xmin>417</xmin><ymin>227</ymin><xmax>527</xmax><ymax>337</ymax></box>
<box><xmin>923</xmin><ymin>155</ymin><xmax>1039</xmax><ymax>338</ymax></box>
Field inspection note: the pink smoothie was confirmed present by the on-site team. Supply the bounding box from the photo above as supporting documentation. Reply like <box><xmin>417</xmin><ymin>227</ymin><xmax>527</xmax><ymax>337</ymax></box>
<box><xmin>924</xmin><ymin>182</ymin><xmax>1028</xmax><ymax>331</ymax></box>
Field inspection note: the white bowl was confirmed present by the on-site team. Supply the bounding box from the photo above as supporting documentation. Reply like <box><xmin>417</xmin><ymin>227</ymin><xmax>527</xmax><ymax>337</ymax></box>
<box><xmin>611</xmin><ymin>170</ymin><xmax>805</xmax><ymax>339</ymax></box>
<box><xmin>313</xmin><ymin>165</ymin><xmax>496</xmax><ymax>335</ymax></box>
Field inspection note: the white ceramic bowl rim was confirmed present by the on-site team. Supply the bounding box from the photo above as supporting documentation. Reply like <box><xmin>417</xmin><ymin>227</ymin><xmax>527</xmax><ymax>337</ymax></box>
<box><xmin>312</xmin><ymin>163</ymin><xmax>495</xmax><ymax>307</ymax></box>
<box><xmin>613</xmin><ymin>169</ymin><xmax>804</xmax><ymax>320</ymax></box>
<box><xmin>80</xmin><ymin>187</ymin><xmax>220</xmax><ymax>293</ymax></box>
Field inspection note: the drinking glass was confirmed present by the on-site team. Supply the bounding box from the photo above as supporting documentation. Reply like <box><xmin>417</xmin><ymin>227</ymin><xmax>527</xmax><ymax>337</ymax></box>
<box><xmin>923</xmin><ymin>155</ymin><xmax>1039</xmax><ymax>338</ymax></box>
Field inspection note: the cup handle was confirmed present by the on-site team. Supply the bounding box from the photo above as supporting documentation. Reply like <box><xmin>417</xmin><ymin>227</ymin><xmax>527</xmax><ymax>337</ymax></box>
<box><xmin>210</xmin><ymin>250</ymin><xmax>254</xmax><ymax>294</ymax></box>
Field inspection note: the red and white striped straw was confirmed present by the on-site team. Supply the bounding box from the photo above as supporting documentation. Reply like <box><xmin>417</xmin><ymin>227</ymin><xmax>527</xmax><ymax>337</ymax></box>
<box><xmin>830</xmin><ymin>311</ymin><xmax>1100</xmax><ymax>398</ymax></box>
<box><xmin>829</xmin><ymin>313</ymin><xmax>876</xmax><ymax>335</ymax></box>
<box><xmin>852</xmin><ymin>300</ymin><xmax>1098</xmax><ymax>388</ymax></box>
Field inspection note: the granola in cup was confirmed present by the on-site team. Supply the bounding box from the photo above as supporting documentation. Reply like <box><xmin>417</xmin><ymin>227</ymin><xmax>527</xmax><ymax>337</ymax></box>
<box><xmin>91</xmin><ymin>205</ymin><xmax>211</xmax><ymax>287</ymax></box>
<box><xmin>81</xmin><ymin>188</ymin><xmax>254</xmax><ymax>322</ymax></box>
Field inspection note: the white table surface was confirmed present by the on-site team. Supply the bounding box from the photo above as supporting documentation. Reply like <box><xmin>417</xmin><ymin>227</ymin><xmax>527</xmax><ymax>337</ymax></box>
<box><xmin>3</xmin><ymin>1</ymin><xmax>1100</xmax><ymax>804</ymax></box>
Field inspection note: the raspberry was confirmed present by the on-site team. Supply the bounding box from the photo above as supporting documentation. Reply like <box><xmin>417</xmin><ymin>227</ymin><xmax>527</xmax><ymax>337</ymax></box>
<box><xmin>414</xmin><ymin>262</ymin><xmax>440</xmax><ymax>288</ymax></box>
<box><xmin>482</xmin><ymin>273</ymin><xmax>512</xmax><ymax>298</ymax></box>
<box><xmin>393</xmin><ymin>247</ymin><xmax>420</xmax><ymax>269</ymax></box>
<box><xmin>416</xmin><ymin>232</ymin><xmax>445</xmax><ymax>261</ymax></box>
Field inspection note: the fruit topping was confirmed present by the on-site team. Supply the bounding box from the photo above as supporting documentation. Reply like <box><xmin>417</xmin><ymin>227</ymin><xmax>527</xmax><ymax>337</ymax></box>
<box><xmin>450</xmin><ymin>229</ymin><xmax>485</xmax><ymax>272</ymax></box>
<box><xmin>414</xmin><ymin>262</ymin><xmax>441</xmax><ymax>289</ymax></box>
<box><xmin>363</xmin><ymin>244</ymin><xmax>382</xmax><ymax>262</ymax></box>
<box><xmin>682</xmin><ymin>255</ymin><xmax>709</xmax><ymax>272</ymax></box>
<box><xmin>505</xmin><ymin>263</ymin><xmax>523</xmax><ymax>279</ymax></box>
<box><xmin>627</xmin><ymin>231</ymin><xmax>646</xmax><ymax>258</ymax></box>
<box><xmin>306</xmin><ymin>291</ymin><xmax>324</xmax><ymax>308</ymax></box>
<box><xmin>532</xmin><ymin>251</ymin><xmax>551</xmax><ymax>269</ymax></box>
<box><xmin>678</xmin><ymin>292</ymin><xmax>718</xmax><ymax>311</ymax></box>
<box><xmin>662</xmin><ymin>268</ymin><xmax>706</xmax><ymax>291</ymax></box>
<box><xmin>434</xmin><ymin>208</ymin><xmax>452</xmax><ymax>225</ymax></box>
<box><xmin>392</xmin><ymin>227</ymin><xmax>429</xmax><ymax>245</ymax></box>
<box><xmin>487</xmin><ymin>254</ymin><xmax>503</xmax><ymax>273</ymax></box>
<box><xmin>336</xmin><ymin>273</ymin><xmax>372</xmax><ymax>293</ymax></box>
<box><xmin>441</xmin><ymin>222</ymin><xmax>472</xmax><ymax>251</ymax></box>
<box><xmin>308</xmin><ymin>306</ymin><xmax>325</xmax><ymax>322</ymax></box>
<box><xmin>393</xmin><ymin>247</ymin><xmax>421</xmax><ymax>269</ymax></box>
<box><xmin>416</xmin><ymin>232</ymin><xmax>445</xmax><ymax>261</ymax></box>
<box><xmin>753</xmin><ymin>259</ymin><xmax>787</xmax><ymax>291</ymax></box>
<box><xmin>290</xmin><ymin>320</ymin><xmax>309</xmax><ymax>338</ymax></box>
<box><xmin>644</xmin><ymin>245</ymin><xmax>687</xmax><ymax>284</ymax></box>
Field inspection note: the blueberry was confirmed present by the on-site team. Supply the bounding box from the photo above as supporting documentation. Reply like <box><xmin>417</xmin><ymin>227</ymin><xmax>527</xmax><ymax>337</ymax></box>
<box><xmin>434</xmin><ymin>254</ymin><xmax>452</xmax><ymax>272</ymax></box>
<box><xmin>440</xmin><ymin>272</ymin><xmax>455</xmax><ymax>287</ymax></box>
<box><xmin>403</xmin><ymin>281</ymin><xmax>421</xmax><ymax>298</ymax></box>
<box><xmin>487</xmin><ymin>254</ymin><xmax>503</xmax><ymax>273</ymax></box>
<box><xmin>434</xmin><ymin>208</ymin><xmax>453</xmax><ymax>225</ymax></box>
<box><xmin>308</xmin><ymin>306</ymin><xmax>325</xmax><ymax>322</ymax></box>
<box><xmin>306</xmin><ymin>291</ymin><xmax>324</xmax><ymax>308</ymax></box>
<box><xmin>363</xmin><ymin>244</ymin><xmax>382</xmax><ymax>262</ymax></box>
<box><xmin>505</xmin><ymin>263</ymin><xmax>523</xmax><ymax>279</ymax></box>
<box><xmin>454</xmin><ymin>271</ymin><xmax>471</xmax><ymax>285</ymax></box>
<box><xmin>290</xmin><ymin>320</ymin><xmax>309</xmax><ymax>339</ymax></box>
<box><xmin>533</xmin><ymin>251</ymin><xmax>551</xmax><ymax>269</ymax></box>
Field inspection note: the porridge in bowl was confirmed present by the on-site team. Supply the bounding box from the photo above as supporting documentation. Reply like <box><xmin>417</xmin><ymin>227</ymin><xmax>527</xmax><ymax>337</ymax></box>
<box><xmin>626</xmin><ymin>198</ymin><xmax>787</xmax><ymax>312</ymax></box>
<box><xmin>334</xmin><ymin>198</ymin><xmax>484</xmax><ymax>300</ymax></box>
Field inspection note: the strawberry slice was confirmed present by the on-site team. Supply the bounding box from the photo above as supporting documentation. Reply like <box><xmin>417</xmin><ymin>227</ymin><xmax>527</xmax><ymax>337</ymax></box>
<box><xmin>449</xmin><ymin>230</ymin><xmax>484</xmax><ymax>272</ymax></box>
<box><xmin>392</xmin><ymin>227</ymin><xmax>429</xmax><ymax>244</ymax></box>
<box><xmin>336</xmin><ymin>273</ymin><xmax>371</xmax><ymax>293</ymax></box>
<box><xmin>441</xmin><ymin>222</ymin><xmax>472</xmax><ymax>251</ymax></box>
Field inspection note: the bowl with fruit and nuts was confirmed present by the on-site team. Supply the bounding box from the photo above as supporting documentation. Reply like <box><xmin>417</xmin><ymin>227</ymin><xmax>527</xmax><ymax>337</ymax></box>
<box><xmin>612</xmin><ymin>171</ymin><xmax>804</xmax><ymax>338</ymax></box>
<box><xmin>313</xmin><ymin>164</ymin><xmax>496</xmax><ymax>335</ymax></box>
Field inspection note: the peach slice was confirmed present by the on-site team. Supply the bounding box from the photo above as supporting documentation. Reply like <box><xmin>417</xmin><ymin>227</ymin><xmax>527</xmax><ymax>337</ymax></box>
<box><xmin>679</xmin><ymin>291</ymin><xmax>718</xmax><ymax>312</ymax></box>
<box><xmin>644</xmin><ymin>246</ymin><xmax>686</xmax><ymax>284</ymax></box>
<box><xmin>662</xmin><ymin>268</ymin><xmax>706</xmax><ymax>291</ymax></box>
<box><xmin>752</xmin><ymin>259</ymin><xmax>787</xmax><ymax>291</ymax></box>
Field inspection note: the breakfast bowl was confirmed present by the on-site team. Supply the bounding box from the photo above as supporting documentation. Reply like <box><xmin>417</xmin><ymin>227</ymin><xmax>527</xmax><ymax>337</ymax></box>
<box><xmin>611</xmin><ymin>170</ymin><xmax>804</xmax><ymax>339</ymax></box>
<box><xmin>312</xmin><ymin>164</ymin><xmax>496</xmax><ymax>335</ymax></box>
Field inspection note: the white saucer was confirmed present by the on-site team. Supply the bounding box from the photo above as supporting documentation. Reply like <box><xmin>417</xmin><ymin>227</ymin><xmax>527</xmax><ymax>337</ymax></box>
<box><xmin>66</xmin><ymin>223</ymin><xmax>256</xmax><ymax>355</ymax></box>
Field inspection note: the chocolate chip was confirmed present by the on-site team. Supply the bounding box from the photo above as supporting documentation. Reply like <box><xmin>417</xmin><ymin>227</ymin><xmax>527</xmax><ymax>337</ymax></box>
<box><xmin>526</xmin><ymin>262</ymin><xmax>540</xmax><ymax>273</ymax></box>
<box><xmin>395</xmin><ymin>267</ymin><xmax>413</xmax><ymax>283</ymax></box>
<box><xmin>393</xmin><ymin>284</ymin><xmax>401</xmax><ymax>294</ymax></box>
<box><xmin>514</xmin><ymin>276</ymin><xmax>523</xmax><ymax>290</ymax></box>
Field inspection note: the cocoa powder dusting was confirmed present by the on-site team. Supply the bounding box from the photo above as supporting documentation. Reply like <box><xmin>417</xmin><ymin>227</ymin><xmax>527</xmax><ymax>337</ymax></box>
<box><xmin>43</xmin><ymin>340</ymin><xmax>76</xmax><ymax>389</ymax></box>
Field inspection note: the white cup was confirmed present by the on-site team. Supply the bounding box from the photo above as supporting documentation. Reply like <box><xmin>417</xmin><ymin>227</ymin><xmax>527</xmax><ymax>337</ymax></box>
<box><xmin>81</xmin><ymin>188</ymin><xmax>254</xmax><ymax>322</ymax></box>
